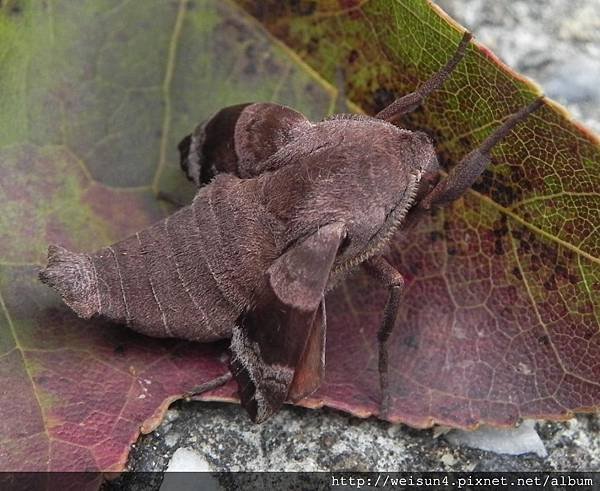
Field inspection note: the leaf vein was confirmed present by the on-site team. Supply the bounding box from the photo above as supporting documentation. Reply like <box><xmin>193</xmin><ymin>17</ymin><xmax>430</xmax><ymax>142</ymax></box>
<box><xmin>152</xmin><ymin>0</ymin><xmax>189</xmax><ymax>192</ymax></box>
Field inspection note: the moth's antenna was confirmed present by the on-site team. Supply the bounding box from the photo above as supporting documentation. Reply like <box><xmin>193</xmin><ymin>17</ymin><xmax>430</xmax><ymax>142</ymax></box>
<box><xmin>420</xmin><ymin>96</ymin><xmax>544</xmax><ymax>209</ymax></box>
<box><xmin>376</xmin><ymin>31</ymin><xmax>472</xmax><ymax>122</ymax></box>
<box><xmin>474</xmin><ymin>96</ymin><xmax>544</xmax><ymax>155</ymax></box>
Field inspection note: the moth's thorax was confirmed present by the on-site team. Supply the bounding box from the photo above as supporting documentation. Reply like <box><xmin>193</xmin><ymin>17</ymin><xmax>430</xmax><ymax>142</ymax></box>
<box><xmin>259</xmin><ymin>115</ymin><xmax>438</xmax><ymax>274</ymax></box>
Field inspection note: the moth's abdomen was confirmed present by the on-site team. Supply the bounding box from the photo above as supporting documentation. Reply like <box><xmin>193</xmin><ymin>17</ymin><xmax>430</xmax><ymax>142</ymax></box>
<box><xmin>40</xmin><ymin>206</ymin><xmax>238</xmax><ymax>342</ymax></box>
<box><xmin>103</xmin><ymin>205</ymin><xmax>241</xmax><ymax>341</ymax></box>
<box><xmin>40</xmin><ymin>174</ymin><xmax>281</xmax><ymax>342</ymax></box>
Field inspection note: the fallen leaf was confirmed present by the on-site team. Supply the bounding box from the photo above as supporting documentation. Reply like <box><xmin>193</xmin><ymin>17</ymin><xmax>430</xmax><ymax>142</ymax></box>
<box><xmin>0</xmin><ymin>0</ymin><xmax>598</xmax><ymax>473</ymax></box>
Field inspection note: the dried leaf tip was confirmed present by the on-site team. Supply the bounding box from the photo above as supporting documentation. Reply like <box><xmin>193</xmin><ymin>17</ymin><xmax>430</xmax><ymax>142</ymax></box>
<box><xmin>39</xmin><ymin>245</ymin><xmax>99</xmax><ymax>319</ymax></box>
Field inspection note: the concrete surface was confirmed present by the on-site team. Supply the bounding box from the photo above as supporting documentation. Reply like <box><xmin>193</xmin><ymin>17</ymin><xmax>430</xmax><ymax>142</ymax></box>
<box><xmin>111</xmin><ymin>0</ymin><xmax>599</xmax><ymax>485</ymax></box>
<box><xmin>122</xmin><ymin>403</ymin><xmax>600</xmax><ymax>472</ymax></box>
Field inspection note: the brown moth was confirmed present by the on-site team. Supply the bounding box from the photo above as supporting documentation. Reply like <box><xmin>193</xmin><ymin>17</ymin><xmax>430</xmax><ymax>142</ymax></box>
<box><xmin>39</xmin><ymin>32</ymin><xmax>543</xmax><ymax>423</ymax></box>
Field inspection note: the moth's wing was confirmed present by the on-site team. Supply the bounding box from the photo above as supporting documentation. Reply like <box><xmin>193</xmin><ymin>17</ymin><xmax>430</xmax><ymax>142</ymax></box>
<box><xmin>230</xmin><ymin>222</ymin><xmax>345</xmax><ymax>423</ymax></box>
<box><xmin>178</xmin><ymin>102</ymin><xmax>310</xmax><ymax>186</ymax></box>
<box><xmin>288</xmin><ymin>298</ymin><xmax>326</xmax><ymax>402</ymax></box>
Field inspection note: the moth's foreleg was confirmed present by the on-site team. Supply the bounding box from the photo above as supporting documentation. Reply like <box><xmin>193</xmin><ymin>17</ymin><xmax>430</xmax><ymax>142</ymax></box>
<box><xmin>362</xmin><ymin>256</ymin><xmax>405</xmax><ymax>416</ymax></box>
<box><xmin>375</xmin><ymin>32</ymin><xmax>472</xmax><ymax>122</ymax></box>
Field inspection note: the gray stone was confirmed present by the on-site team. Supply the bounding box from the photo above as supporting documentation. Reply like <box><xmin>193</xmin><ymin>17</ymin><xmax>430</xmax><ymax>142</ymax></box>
<box><xmin>120</xmin><ymin>402</ymin><xmax>599</xmax><ymax>475</ymax></box>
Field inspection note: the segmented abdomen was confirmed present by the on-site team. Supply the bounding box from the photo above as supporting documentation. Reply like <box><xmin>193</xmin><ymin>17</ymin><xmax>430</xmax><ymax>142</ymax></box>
<box><xmin>40</xmin><ymin>174</ymin><xmax>282</xmax><ymax>341</ymax></box>
<box><xmin>93</xmin><ymin>200</ymin><xmax>235</xmax><ymax>342</ymax></box>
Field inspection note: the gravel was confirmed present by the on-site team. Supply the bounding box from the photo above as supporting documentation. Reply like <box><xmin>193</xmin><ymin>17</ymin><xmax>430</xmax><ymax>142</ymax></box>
<box><xmin>110</xmin><ymin>0</ymin><xmax>599</xmax><ymax>486</ymax></box>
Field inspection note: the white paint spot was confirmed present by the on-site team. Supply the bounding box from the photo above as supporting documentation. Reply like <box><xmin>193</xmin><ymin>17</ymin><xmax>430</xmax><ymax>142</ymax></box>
<box><xmin>446</xmin><ymin>420</ymin><xmax>547</xmax><ymax>457</ymax></box>
<box><xmin>165</xmin><ymin>447</ymin><xmax>212</xmax><ymax>472</ymax></box>
<box><xmin>160</xmin><ymin>448</ymin><xmax>221</xmax><ymax>491</ymax></box>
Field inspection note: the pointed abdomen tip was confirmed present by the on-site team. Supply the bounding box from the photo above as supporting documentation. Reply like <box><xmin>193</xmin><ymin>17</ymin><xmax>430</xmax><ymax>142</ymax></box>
<box><xmin>39</xmin><ymin>245</ymin><xmax>99</xmax><ymax>319</ymax></box>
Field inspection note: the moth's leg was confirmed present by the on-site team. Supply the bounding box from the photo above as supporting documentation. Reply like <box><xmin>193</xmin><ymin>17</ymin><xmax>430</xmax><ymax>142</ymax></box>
<box><xmin>421</xmin><ymin>97</ymin><xmax>544</xmax><ymax>209</ymax></box>
<box><xmin>362</xmin><ymin>255</ymin><xmax>405</xmax><ymax>415</ymax></box>
<box><xmin>375</xmin><ymin>32</ymin><xmax>472</xmax><ymax>122</ymax></box>
<box><xmin>183</xmin><ymin>372</ymin><xmax>233</xmax><ymax>399</ymax></box>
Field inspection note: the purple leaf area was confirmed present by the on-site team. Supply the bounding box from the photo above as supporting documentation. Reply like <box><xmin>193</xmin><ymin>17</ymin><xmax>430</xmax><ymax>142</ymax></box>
<box><xmin>1</xmin><ymin>0</ymin><xmax>598</xmax><ymax>473</ymax></box>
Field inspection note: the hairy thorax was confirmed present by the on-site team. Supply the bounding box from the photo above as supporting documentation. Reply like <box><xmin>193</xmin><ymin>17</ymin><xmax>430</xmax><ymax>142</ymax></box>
<box><xmin>256</xmin><ymin>116</ymin><xmax>437</xmax><ymax>283</ymax></box>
